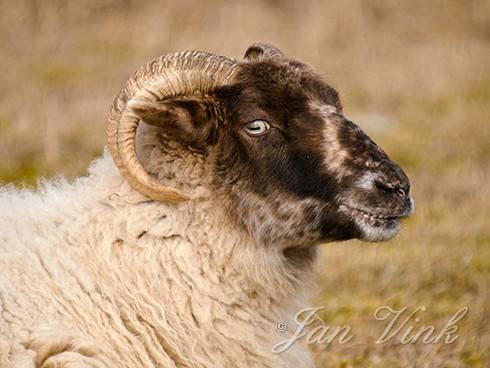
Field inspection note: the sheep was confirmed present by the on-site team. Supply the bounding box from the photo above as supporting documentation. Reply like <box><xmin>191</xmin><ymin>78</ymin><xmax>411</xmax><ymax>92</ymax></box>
<box><xmin>0</xmin><ymin>43</ymin><xmax>413</xmax><ymax>368</ymax></box>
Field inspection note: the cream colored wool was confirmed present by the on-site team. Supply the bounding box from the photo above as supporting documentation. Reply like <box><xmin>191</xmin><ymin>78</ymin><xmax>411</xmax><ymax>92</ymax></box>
<box><xmin>0</xmin><ymin>149</ymin><xmax>315</xmax><ymax>368</ymax></box>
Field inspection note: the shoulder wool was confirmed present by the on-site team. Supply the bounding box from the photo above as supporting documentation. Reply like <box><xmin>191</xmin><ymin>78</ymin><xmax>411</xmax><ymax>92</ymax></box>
<box><xmin>0</xmin><ymin>151</ymin><xmax>315</xmax><ymax>368</ymax></box>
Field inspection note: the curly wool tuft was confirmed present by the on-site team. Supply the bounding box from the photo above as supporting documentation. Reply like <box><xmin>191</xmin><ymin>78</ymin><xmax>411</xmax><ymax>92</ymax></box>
<box><xmin>0</xmin><ymin>150</ymin><xmax>315</xmax><ymax>368</ymax></box>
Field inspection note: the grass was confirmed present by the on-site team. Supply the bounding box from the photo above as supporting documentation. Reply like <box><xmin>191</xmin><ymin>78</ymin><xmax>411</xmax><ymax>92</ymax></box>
<box><xmin>1</xmin><ymin>1</ymin><xmax>489</xmax><ymax>366</ymax></box>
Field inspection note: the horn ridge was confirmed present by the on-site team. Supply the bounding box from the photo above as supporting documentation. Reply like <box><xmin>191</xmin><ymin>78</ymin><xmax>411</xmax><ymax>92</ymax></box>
<box><xmin>107</xmin><ymin>51</ymin><xmax>239</xmax><ymax>203</ymax></box>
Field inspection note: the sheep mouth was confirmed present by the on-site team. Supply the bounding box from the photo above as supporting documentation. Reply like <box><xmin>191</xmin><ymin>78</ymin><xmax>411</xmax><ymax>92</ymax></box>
<box><xmin>340</xmin><ymin>205</ymin><xmax>407</xmax><ymax>242</ymax></box>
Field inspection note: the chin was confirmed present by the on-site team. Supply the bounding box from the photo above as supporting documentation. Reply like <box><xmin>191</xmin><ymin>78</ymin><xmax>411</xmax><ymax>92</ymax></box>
<box><xmin>357</xmin><ymin>219</ymin><xmax>401</xmax><ymax>242</ymax></box>
<box><xmin>341</xmin><ymin>205</ymin><xmax>404</xmax><ymax>242</ymax></box>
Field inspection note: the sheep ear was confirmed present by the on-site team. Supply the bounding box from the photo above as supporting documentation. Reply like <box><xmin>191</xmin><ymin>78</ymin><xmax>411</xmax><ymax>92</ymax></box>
<box><xmin>244</xmin><ymin>42</ymin><xmax>286</xmax><ymax>62</ymax></box>
<box><xmin>128</xmin><ymin>98</ymin><xmax>218</xmax><ymax>149</ymax></box>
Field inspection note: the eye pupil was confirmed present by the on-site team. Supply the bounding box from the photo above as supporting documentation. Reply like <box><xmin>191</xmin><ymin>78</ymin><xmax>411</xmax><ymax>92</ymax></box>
<box><xmin>244</xmin><ymin>120</ymin><xmax>270</xmax><ymax>136</ymax></box>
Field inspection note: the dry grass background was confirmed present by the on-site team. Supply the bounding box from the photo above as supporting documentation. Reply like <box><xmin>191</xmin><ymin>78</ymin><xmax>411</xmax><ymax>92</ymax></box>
<box><xmin>0</xmin><ymin>1</ymin><xmax>489</xmax><ymax>367</ymax></box>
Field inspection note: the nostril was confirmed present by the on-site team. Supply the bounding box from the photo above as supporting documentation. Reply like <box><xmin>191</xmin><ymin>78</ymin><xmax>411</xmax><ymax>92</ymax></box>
<box><xmin>375</xmin><ymin>180</ymin><xmax>408</xmax><ymax>196</ymax></box>
<box><xmin>395</xmin><ymin>187</ymin><xmax>407</xmax><ymax>196</ymax></box>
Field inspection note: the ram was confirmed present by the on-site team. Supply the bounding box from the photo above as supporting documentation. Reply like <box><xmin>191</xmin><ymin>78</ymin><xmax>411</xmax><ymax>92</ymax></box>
<box><xmin>0</xmin><ymin>43</ymin><xmax>413</xmax><ymax>368</ymax></box>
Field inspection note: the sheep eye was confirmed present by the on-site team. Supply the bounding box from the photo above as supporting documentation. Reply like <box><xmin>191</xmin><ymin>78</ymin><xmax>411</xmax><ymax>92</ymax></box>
<box><xmin>243</xmin><ymin>120</ymin><xmax>271</xmax><ymax>136</ymax></box>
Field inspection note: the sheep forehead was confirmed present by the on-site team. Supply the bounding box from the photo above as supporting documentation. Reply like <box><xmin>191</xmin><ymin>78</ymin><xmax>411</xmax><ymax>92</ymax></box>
<box><xmin>234</xmin><ymin>59</ymin><xmax>342</xmax><ymax>112</ymax></box>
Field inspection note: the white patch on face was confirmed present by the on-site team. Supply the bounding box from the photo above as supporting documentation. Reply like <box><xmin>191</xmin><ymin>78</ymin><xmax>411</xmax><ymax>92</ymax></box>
<box><xmin>309</xmin><ymin>101</ymin><xmax>353</xmax><ymax>179</ymax></box>
<box><xmin>316</xmin><ymin>103</ymin><xmax>338</xmax><ymax>115</ymax></box>
<box><xmin>356</xmin><ymin>171</ymin><xmax>378</xmax><ymax>191</ymax></box>
<box><xmin>358</xmin><ymin>219</ymin><xmax>401</xmax><ymax>242</ymax></box>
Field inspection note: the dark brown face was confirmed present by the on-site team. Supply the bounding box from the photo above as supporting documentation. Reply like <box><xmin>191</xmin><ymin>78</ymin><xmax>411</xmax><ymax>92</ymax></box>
<box><xmin>131</xmin><ymin>51</ymin><xmax>413</xmax><ymax>248</ymax></box>
<box><xmin>208</xmin><ymin>59</ymin><xmax>413</xmax><ymax>246</ymax></box>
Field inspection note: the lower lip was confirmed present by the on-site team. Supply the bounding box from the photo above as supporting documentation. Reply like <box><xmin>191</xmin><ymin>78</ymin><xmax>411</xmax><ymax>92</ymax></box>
<box><xmin>353</xmin><ymin>207</ymin><xmax>400</xmax><ymax>225</ymax></box>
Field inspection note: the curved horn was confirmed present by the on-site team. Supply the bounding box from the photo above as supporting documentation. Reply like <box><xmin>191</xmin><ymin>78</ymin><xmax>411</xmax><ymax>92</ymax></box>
<box><xmin>244</xmin><ymin>42</ymin><xmax>285</xmax><ymax>61</ymax></box>
<box><xmin>107</xmin><ymin>51</ymin><xmax>239</xmax><ymax>203</ymax></box>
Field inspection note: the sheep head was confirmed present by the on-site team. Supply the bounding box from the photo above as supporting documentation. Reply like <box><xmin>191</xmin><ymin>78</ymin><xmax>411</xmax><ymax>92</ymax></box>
<box><xmin>107</xmin><ymin>43</ymin><xmax>413</xmax><ymax>248</ymax></box>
